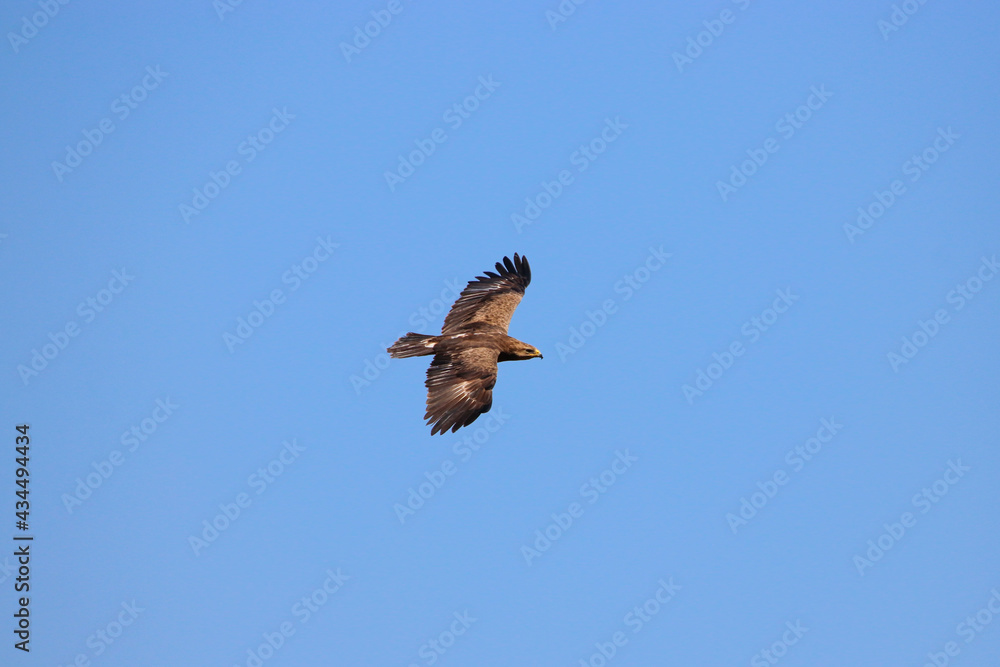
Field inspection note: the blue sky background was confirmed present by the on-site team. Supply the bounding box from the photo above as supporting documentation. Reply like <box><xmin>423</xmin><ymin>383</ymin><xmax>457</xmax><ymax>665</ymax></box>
<box><xmin>2</xmin><ymin>1</ymin><xmax>999</xmax><ymax>665</ymax></box>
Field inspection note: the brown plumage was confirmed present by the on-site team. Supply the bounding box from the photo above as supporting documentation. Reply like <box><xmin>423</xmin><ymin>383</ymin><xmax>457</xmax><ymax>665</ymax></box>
<box><xmin>388</xmin><ymin>254</ymin><xmax>542</xmax><ymax>435</ymax></box>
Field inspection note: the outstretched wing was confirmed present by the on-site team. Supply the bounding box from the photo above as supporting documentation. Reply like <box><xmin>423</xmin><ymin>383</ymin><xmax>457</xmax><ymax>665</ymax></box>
<box><xmin>424</xmin><ymin>347</ymin><xmax>498</xmax><ymax>435</ymax></box>
<box><xmin>442</xmin><ymin>254</ymin><xmax>530</xmax><ymax>334</ymax></box>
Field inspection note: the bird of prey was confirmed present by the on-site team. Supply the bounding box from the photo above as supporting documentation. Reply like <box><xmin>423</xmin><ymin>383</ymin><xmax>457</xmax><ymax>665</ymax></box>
<box><xmin>388</xmin><ymin>254</ymin><xmax>542</xmax><ymax>435</ymax></box>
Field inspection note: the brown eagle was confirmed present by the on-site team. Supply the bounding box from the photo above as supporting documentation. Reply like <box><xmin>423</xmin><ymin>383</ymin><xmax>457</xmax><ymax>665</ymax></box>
<box><xmin>388</xmin><ymin>254</ymin><xmax>542</xmax><ymax>435</ymax></box>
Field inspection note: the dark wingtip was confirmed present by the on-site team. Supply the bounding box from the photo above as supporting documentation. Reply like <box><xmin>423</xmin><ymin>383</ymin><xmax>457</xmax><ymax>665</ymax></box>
<box><xmin>515</xmin><ymin>253</ymin><xmax>530</xmax><ymax>284</ymax></box>
<box><xmin>496</xmin><ymin>253</ymin><xmax>530</xmax><ymax>286</ymax></box>
<box><xmin>428</xmin><ymin>422</ymin><xmax>459</xmax><ymax>435</ymax></box>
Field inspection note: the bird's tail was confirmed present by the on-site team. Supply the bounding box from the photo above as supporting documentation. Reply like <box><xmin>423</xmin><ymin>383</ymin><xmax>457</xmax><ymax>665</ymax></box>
<box><xmin>387</xmin><ymin>332</ymin><xmax>439</xmax><ymax>358</ymax></box>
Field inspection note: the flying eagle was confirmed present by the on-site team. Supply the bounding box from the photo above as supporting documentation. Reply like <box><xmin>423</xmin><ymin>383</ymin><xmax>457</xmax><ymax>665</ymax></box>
<box><xmin>388</xmin><ymin>254</ymin><xmax>542</xmax><ymax>435</ymax></box>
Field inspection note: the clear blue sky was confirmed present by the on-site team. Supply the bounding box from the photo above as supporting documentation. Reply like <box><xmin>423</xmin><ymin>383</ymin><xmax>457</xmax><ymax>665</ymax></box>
<box><xmin>2</xmin><ymin>1</ymin><xmax>999</xmax><ymax>665</ymax></box>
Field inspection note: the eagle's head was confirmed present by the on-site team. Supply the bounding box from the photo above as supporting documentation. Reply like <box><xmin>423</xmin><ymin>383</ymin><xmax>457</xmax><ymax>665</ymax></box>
<box><xmin>517</xmin><ymin>344</ymin><xmax>544</xmax><ymax>360</ymax></box>
<box><xmin>499</xmin><ymin>343</ymin><xmax>543</xmax><ymax>362</ymax></box>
